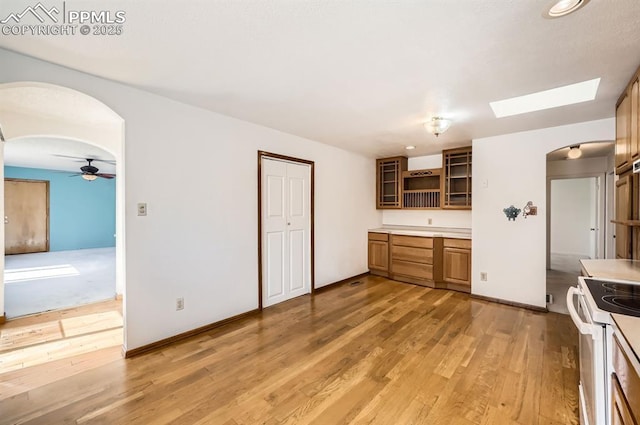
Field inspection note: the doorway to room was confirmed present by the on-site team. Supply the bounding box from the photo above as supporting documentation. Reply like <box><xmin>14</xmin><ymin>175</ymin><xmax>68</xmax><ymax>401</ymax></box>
<box><xmin>545</xmin><ymin>141</ymin><xmax>614</xmax><ymax>314</ymax></box>
<box><xmin>3</xmin><ymin>141</ymin><xmax>117</xmax><ymax>318</ymax></box>
<box><xmin>0</xmin><ymin>82</ymin><xmax>126</xmax><ymax>393</ymax></box>
<box><xmin>258</xmin><ymin>151</ymin><xmax>314</xmax><ymax>309</ymax></box>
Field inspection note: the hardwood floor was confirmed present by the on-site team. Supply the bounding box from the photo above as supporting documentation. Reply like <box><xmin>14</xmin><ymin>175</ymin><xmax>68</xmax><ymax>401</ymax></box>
<box><xmin>0</xmin><ymin>276</ymin><xmax>579</xmax><ymax>425</ymax></box>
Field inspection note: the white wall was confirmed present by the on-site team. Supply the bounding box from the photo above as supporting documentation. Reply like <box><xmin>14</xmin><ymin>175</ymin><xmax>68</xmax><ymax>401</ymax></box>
<box><xmin>381</xmin><ymin>153</ymin><xmax>472</xmax><ymax>229</ymax></box>
<box><xmin>550</xmin><ymin>178</ymin><xmax>596</xmax><ymax>257</ymax></box>
<box><xmin>0</xmin><ymin>49</ymin><xmax>381</xmax><ymax>350</ymax></box>
<box><xmin>472</xmin><ymin>119</ymin><xmax>615</xmax><ymax>308</ymax></box>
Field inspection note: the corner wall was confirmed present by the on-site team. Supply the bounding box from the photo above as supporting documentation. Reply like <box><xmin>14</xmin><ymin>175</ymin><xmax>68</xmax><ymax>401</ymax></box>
<box><xmin>0</xmin><ymin>48</ymin><xmax>381</xmax><ymax>350</ymax></box>
<box><xmin>472</xmin><ymin>119</ymin><xmax>614</xmax><ymax>308</ymax></box>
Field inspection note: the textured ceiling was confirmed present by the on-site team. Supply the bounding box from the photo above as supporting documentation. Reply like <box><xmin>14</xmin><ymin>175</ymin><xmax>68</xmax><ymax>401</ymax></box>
<box><xmin>1</xmin><ymin>0</ymin><xmax>640</xmax><ymax>158</ymax></box>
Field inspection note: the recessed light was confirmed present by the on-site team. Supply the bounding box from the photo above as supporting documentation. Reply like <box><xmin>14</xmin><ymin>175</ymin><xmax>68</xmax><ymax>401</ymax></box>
<box><xmin>489</xmin><ymin>78</ymin><xmax>600</xmax><ymax>118</ymax></box>
<box><xmin>405</xmin><ymin>145</ymin><xmax>416</xmax><ymax>150</ymax></box>
<box><xmin>544</xmin><ymin>0</ymin><xmax>590</xmax><ymax>18</ymax></box>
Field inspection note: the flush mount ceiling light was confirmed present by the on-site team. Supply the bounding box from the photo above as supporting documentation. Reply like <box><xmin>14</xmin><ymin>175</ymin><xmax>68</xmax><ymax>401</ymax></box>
<box><xmin>489</xmin><ymin>78</ymin><xmax>600</xmax><ymax>118</ymax></box>
<box><xmin>567</xmin><ymin>145</ymin><xmax>583</xmax><ymax>159</ymax></box>
<box><xmin>544</xmin><ymin>0</ymin><xmax>590</xmax><ymax>18</ymax></box>
<box><xmin>405</xmin><ymin>145</ymin><xmax>416</xmax><ymax>150</ymax></box>
<box><xmin>424</xmin><ymin>117</ymin><xmax>451</xmax><ymax>137</ymax></box>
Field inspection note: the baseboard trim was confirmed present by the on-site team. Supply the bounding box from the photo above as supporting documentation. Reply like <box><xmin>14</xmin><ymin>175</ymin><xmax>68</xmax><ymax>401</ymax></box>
<box><xmin>471</xmin><ymin>294</ymin><xmax>548</xmax><ymax>313</ymax></box>
<box><xmin>0</xmin><ymin>313</ymin><xmax>5</xmax><ymax>324</ymax></box>
<box><xmin>313</xmin><ymin>272</ymin><xmax>370</xmax><ymax>293</ymax></box>
<box><xmin>125</xmin><ymin>308</ymin><xmax>260</xmax><ymax>358</ymax></box>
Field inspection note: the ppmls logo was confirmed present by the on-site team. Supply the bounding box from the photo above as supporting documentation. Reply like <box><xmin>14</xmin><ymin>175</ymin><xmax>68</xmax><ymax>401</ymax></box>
<box><xmin>1</xmin><ymin>2</ymin><xmax>126</xmax><ymax>36</ymax></box>
<box><xmin>0</xmin><ymin>2</ymin><xmax>59</xmax><ymax>24</ymax></box>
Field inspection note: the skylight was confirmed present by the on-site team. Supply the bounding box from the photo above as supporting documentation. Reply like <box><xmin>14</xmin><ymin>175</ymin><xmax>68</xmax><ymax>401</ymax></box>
<box><xmin>489</xmin><ymin>78</ymin><xmax>600</xmax><ymax>118</ymax></box>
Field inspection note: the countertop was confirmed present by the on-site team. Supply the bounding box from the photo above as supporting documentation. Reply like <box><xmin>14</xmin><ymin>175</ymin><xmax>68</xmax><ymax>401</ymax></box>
<box><xmin>368</xmin><ymin>225</ymin><xmax>471</xmax><ymax>239</ymax></box>
<box><xmin>580</xmin><ymin>259</ymin><xmax>640</xmax><ymax>282</ymax></box>
<box><xmin>612</xmin><ymin>314</ymin><xmax>640</xmax><ymax>373</ymax></box>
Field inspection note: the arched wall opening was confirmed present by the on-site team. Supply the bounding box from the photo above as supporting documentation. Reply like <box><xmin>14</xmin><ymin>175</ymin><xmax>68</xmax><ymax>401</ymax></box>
<box><xmin>0</xmin><ymin>82</ymin><xmax>126</xmax><ymax>347</ymax></box>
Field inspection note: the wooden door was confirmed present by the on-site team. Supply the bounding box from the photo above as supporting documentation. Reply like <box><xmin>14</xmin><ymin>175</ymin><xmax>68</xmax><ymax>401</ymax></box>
<box><xmin>261</xmin><ymin>158</ymin><xmax>311</xmax><ymax>308</ymax></box>
<box><xmin>443</xmin><ymin>247</ymin><xmax>471</xmax><ymax>286</ymax></box>
<box><xmin>616</xmin><ymin>175</ymin><xmax>632</xmax><ymax>259</ymax></box>
<box><xmin>5</xmin><ymin>179</ymin><xmax>50</xmax><ymax>255</ymax></box>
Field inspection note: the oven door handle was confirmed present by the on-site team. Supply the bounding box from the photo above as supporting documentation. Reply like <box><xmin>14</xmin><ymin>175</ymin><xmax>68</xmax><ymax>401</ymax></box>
<box><xmin>566</xmin><ymin>286</ymin><xmax>600</xmax><ymax>339</ymax></box>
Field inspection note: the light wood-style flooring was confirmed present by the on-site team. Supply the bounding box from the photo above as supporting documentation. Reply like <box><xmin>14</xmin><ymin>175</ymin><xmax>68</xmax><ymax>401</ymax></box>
<box><xmin>0</xmin><ymin>276</ymin><xmax>578</xmax><ymax>425</ymax></box>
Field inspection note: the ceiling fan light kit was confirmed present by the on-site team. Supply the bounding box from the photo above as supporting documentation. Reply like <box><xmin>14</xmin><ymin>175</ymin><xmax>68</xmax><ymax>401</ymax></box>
<box><xmin>567</xmin><ymin>145</ymin><xmax>582</xmax><ymax>159</ymax></box>
<box><xmin>67</xmin><ymin>158</ymin><xmax>116</xmax><ymax>180</ymax></box>
<box><xmin>425</xmin><ymin>117</ymin><xmax>451</xmax><ymax>137</ymax></box>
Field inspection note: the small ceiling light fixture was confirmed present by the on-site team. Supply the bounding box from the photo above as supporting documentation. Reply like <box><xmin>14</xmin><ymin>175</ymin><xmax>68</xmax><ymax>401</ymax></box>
<box><xmin>567</xmin><ymin>145</ymin><xmax>583</xmax><ymax>159</ymax></box>
<box><xmin>424</xmin><ymin>117</ymin><xmax>451</xmax><ymax>137</ymax></box>
<box><xmin>82</xmin><ymin>174</ymin><xmax>98</xmax><ymax>181</ymax></box>
<box><xmin>405</xmin><ymin>145</ymin><xmax>416</xmax><ymax>150</ymax></box>
<box><xmin>544</xmin><ymin>0</ymin><xmax>590</xmax><ymax>18</ymax></box>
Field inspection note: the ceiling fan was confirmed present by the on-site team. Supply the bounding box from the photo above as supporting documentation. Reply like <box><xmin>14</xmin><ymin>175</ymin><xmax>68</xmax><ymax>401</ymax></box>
<box><xmin>72</xmin><ymin>158</ymin><xmax>116</xmax><ymax>181</ymax></box>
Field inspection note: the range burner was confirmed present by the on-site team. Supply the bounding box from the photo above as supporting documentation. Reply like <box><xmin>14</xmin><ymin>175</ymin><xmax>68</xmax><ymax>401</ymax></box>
<box><xmin>584</xmin><ymin>279</ymin><xmax>640</xmax><ymax>317</ymax></box>
<box><xmin>601</xmin><ymin>295</ymin><xmax>640</xmax><ymax>315</ymax></box>
<box><xmin>602</xmin><ymin>282</ymin><xmax>640</xmax><ymax>296</ymax></box>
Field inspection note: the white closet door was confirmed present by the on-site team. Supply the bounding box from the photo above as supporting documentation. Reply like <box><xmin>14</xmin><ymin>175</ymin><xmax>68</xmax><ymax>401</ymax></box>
<box><xmin>262</xmin><ymin>158</ymin><xmax>310</xmax><ymax>307</ymax></box>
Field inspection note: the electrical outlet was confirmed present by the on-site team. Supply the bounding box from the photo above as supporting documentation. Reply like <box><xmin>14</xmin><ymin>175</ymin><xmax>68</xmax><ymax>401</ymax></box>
<box><xmin>176</xmin><ymin>297</ymin><xmax>184</xmax><ymax>311</ymax></box>
<box><xmin>480</xmin><ymin>272</ymin><xmax>487</xmax><ymax>281</ymax></box>
<box><xmin>427</xmin><ymin>218</ymin><xmax>432</xmax><ymax>225</ymax></box>
<box><xmin>137</xmin><ymin>203</ymin><xmax>147</xmax><ymax>216</ymax></box>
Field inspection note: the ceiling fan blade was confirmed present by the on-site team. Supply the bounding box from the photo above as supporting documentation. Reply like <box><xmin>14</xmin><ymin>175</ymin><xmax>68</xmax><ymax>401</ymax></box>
<box><xmin>68</xmin><ymin>173</ymin><xmax>83</xmax><ymax>177</ymax></box>
<box><xmin>96</xmin><ymin>173</ymin><xmax>116</xmax><ymax>179</ymax></box>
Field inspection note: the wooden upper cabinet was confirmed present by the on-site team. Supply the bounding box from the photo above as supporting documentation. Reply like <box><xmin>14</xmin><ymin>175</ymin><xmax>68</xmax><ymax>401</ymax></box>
<box><xmin>442</xmin><ymin>146</ymin><xmax>472</xmax><ymax>209</ymax></box>
<box><xmin>376</xmin><ymin>157</ymin><xmax>408</xmax><ymax>209</ymax></box>
<box><xmin>616</xmin><ymin>92</ymin><xmax>631</xmax><ymax>174</ymax></box>
<box><xmin>631</xmin><ymin>79</ymin><xmax>639</xmax><ymax>162</ymax></box>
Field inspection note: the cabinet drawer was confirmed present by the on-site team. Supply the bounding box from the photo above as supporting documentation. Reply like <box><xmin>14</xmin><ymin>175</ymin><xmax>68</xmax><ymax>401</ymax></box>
<box><xmin>444</xmin><ymin>238</ymin><xmax>471</xmax><ymax>249</ymax></box>
<box><xmin>368</xmin><ymin>232</ymin><xmax>389</xmax><ymax>242</ymax></box>
<box><xmin>391</xmin><ymin>260</ymin><xmax>433</xmax><ymax>280</ymax></box>
<box><xmin>391</xmin><ymin>245</ymin><xmax>433</xmax><ymax>264</ymax></box>
<box><xmin>391</xmin><ymin>235</ymin><xmax>433</xmax><ymax>248</ymax></box>
<box><xmin>613</xmin><ymin>334</ymin><xmax>640</xmax><ymax>421</ymax></box>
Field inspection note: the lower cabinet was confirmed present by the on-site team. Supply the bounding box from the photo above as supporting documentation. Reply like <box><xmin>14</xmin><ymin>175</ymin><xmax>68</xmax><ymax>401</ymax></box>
<box><xmin>611</xmin><ymin>334</ymin><xmax>640</xmax><ymax>425</ymax></box>
<box><xmin>368</xmin><ymin>232</ymin><xmax>471</xmax><ymax>293</ymax></box>
<box><xmin>443</xmin><ymin>239</ymin><xmax>471</xmax><ymax>290</ymax></box>
<box><xmin>389</xmin><ymin>235</ymin><xmax>441</xmax><ymax>286</ymax></box>
<box><xmin>368</xmin><ymin>232</ymin><xmax>389</xmax><ymax>276</ymax></box>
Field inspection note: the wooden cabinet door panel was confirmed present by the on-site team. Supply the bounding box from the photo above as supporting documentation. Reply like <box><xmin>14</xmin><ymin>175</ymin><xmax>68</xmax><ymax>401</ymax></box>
<box><xmin>5</xmin><ymin>179</ymin><xmax>49</xmax><ymax>255</ymax></box>
<box><xmin>616</xmin><ymin>175</ymin><xmax>632</xmax><ymax>259</ymax></box>
<box><xmin>391</xmin><ymin>245</ymin><xmax>433</xmax><ymax>264</ymax></box>
<box><xmin>443</xmin><ymin>247</ymin><xmax>471</xmax><ymax>286</ymax></box>
<box><xmin>391</xmin><ymin>235</ymin><xmax>433</xmax><ymax>249</ymax></box>
<box><xmin>631</xmin><ymin>80</ymin><xmax>639</xmax><ymax>161</ymax></box>
<box><xmin>617</xmin><ymin>93</ymin><xmax>631</xmax><ymax>173</ymax></box>
<box><xmin>391</xmin><ymin>260</ymin><xmax>433</xmax><ymax>280</ymax></box>
<box><xmin>611</xmin><ymin>376</ymin><xmax>636</xmax><ymax>425</ymax></box>
<box><xmin>368</xmin><ymin>240</ymin><xmax>389</xmax><ymax>271</ymax></box>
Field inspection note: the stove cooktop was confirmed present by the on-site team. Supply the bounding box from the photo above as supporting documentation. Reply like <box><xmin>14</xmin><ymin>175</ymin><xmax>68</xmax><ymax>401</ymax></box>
<box><xmin>584</xmin><ymin>278</ymin><xmax>640</xmax><ymax>317</ymax></box>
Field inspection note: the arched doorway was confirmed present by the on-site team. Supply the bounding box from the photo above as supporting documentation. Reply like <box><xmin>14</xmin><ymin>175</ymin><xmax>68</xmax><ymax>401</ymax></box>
<box><xmin>545</xmin><ymin>141</ymin><xmax>615</xmax><ymax>313</ymax></box>
<box><xmin>0</xmin><ymin>82</ymin><xmax>125</xmax><ymax>344</ymax></box>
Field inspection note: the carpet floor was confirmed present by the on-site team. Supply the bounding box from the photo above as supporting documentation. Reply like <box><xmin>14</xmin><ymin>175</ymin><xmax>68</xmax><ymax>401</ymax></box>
<box><xmin>4</xmin><ymin>247</ymin><xmax>115</xmax><ymax>318</ymax></box>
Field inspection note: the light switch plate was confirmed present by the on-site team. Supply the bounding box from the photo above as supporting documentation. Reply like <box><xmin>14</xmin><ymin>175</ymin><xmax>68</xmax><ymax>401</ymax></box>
<box><xmin>137</xmin><ymin>203</ymin><xmax>147</xmax><ymax>216</ymax></box>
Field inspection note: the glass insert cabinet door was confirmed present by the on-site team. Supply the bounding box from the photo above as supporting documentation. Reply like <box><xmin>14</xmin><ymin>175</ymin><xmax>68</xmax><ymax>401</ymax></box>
<box><xmin>376</xmin><ymin>157</ymin><xmax>407</xmax><ymax>209</ymax></box>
